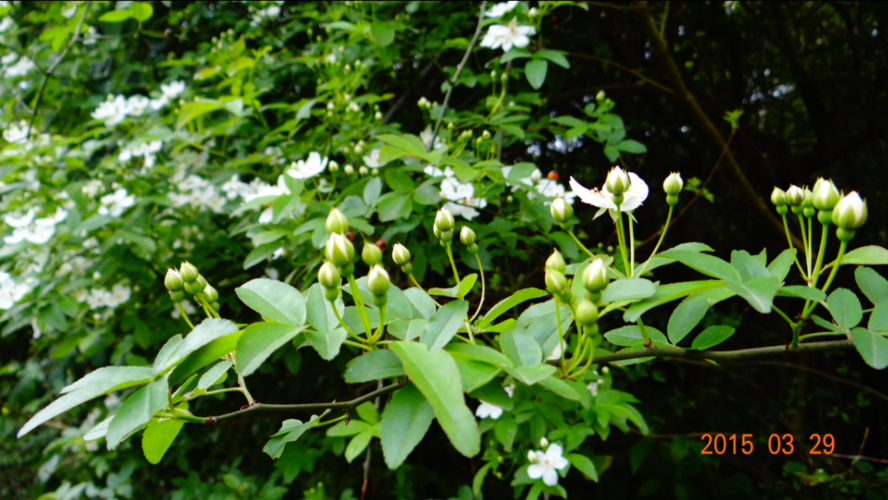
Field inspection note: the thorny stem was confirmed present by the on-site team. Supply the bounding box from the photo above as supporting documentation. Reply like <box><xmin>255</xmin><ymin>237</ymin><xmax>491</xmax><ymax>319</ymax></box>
<box><xmin>636</xmin><ymin>205</ymin><xmax>673</xmax><ymax>276</ymax></box>
<box><xmin>177</xmin><ymin>302</ymin><xmax>195</xmax><ymax>330</ymax></box>
<box><xmin>782</xmin><ymin>214</ymin><xmax>807</xmax><ymax>279</ymax></box>
<box><xmin>469</xmin><ymin>253</ymin><xmax>487</xmax><ymax>323</ymax></box>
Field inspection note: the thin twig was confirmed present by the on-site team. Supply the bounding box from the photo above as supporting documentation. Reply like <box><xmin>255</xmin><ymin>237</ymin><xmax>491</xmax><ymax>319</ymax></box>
<box><xmin>361</xmin><ymin>380</ymin><xmax>384</xmax><ymax>500</ymax></box>
<box><xmin>428</xmin><ymin>1</ymin><xmax>488</xmax><ymax>152</ymax></box>
<box><xmin>568</xmin><ymin>52</ymin><xmax>672</xmax><ymax>94</ymax></box>
<box><xmin>743</xmin><ymin>362</ymin><xmax>888</xmax><ymax>403</ymax></box>
<box><xmin>26</xmin><ymin>4</ymin><xmax>90</xmax><ymax>140</ymax></box>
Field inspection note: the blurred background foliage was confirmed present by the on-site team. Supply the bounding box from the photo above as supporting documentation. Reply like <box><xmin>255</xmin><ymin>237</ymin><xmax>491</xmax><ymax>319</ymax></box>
<box><xmin>1</xmin><ymin>1</ymin><xmax>887</xmax><ymax>499</ymax></box>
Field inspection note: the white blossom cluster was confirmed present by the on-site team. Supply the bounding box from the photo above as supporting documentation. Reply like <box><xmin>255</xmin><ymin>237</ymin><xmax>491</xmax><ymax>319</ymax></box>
<box><xmin>287</xmin><ymin>151</ymin><xmax>329</xmax><ymax>179</ymax></box>
<box><xmin>480</xmin><ymin>2</ymin><xmax>536</xmax><ymax>53</ymax></box>
<box><xmin>501</xmin><ymin>166</ymin><xmax>577</xmax><ymax>206</ymax></box>
<box><xmin>0</xmin><ymin>272</ymin><xmax>30</xmax><ymax>310</ymax></box>
<box><xmin>168</xmin><ymin>175</ymin><xmax>228</xmax><ymax>213</ymax></box>
<box><xmin>250</xmin><ymin>1</ymin><xmax>283</xmax><ymax>26</ymax></box>
<box><xmin>423</xmin><ymin>166</ymin><xmax>487</xmax><ymax>220</ymax></box>
<box><xmin>119</xmin><ymin>140</ymin><xmax>163</xmax><ymax>169</ymax></box>
<box><xmin>221</xmin><ymin>174</ymin><xmax>291</xmax><ymax>223</ymax></box>
<box><xmin>3</xmin><ymin>207</ymin><xmax>67</xmax><ymax>245</ymax></box>
<box><xmin>1</xmin><ymin>53</ymin><xmax>35</xmax><ymax>79</ymax></box>
<box><xmin>73</xmin><ymin>284</ymin><xmax>131</xmax><ymax>310</ymax></box>
<box><xmin>90</xmin><ymin>81</ymin><xmax>185</xmax><ymax>127</ymax></box>
<box><xmin>97</xmin><ymin>188</ymin><xmax>135</xmax><ymax>217</ymax></box>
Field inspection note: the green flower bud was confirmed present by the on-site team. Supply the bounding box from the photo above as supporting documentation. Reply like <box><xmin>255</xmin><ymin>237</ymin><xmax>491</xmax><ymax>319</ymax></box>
<box><xmin>802</xmin><ymin>187</ymin><xmax>814</xmax><ymax>209</ymax></box>
<box><xmin>467</xmin><ymin>243</ymin><xmax>479</xmax><ymax>254</ymax></box>
<box><xmin>831</xmin><ymin>191</ymin><xmax>867</xmax><ymax>230</ymax></box>
<box><xmin>545</xmin><ymin>269</ymin><xmax>569</xmax><ymax>298</ymax></box>
<box><xmin>582</xmin><ymin>259</ymin><xmax>609</xmax><ymax>293</ymax></box>
<box><xmin>367</xmin><ymin>265</ymin><xmax>391</xmax><ymax>297</ymax></box>
<box><xmin>362</xmin><ymin>241</ymin><xmax>383</xmax><ymax>266</ymax></box>
<box><xmin>169</xmin><ymin>290</ymin><xmax>185</xmax><ymax>302</ymax></box>
<box><xmin>771</xmin><ymin>187</ymin><xmax>787</xmax><ymax>206</ymax></box>
<box><xmin>460</xmin><ymin>226</ymin><xmax>476</xmax><ymax>245</ymax></box>
<box><xmin>576</xmin><ymin>298</ymin><xmax>599</xmax><ymax>327</ymax></box>
<box><xmin>326</xmin><ymin>208</ymin><xmax>349</xmax><ymax>235</ymax></box>
<box><xmin>550</xmin><ymin>198</ymin><xmax>573</xmax><ymax>223</ymax></box>
<box><xmin>203</xmin><ymin>284</ymin><xmax>219</xmax><ymax>302</ymax></box>
<box><xmin>663</xmin><ymin>172</ymin><xmax>683</xmax><ymax>196</ymax></box>
<box><xmin>325</xmin><ymin>233</ymin><xmax>355</xmax><ymax>267</ymax></box>
<box><xmin>786</xmin><ymin>185</ymin><xmax>805</xmax><ymax>210</ymax></box>
<box><xmin>605</xmin><ymin>166</ymin><xmax>631</xmax><ymax>196</ymax></box>
<box><xmin>400</xmin><ymin>262</ymin><xmax>413</xmax><ymax>274</ymax></box>
<box><xmin>165</xmin><ymin>268</ymin><xmax>184</xmax><ymax>291</ymax></box>
<box><xmin>812</xmin><ymin>178</ymin><xmax>840</xmax><ymax>211</ymax></box>
<box><xmin>545</xmin><ymin>249</ymin><xmax>566</xmax><ymax>273</ymax></box>
<box><xmin>440</xmin><ymin>230</ymin><xmax>453</xmax><ymax>243</ymax></box>
<box><xmin>434</xmin><ymin>207</ymin><xmax>455</xmax><ymax>233</ymax></box>
<box><xmin>180</xmin><ymin>261</ymin><xmax>199</xmax><ymax>283</ymax></box>
<box><xmin>392</xmin><ymin>243</ymin><xmax>411</xmax><ymax>266</ymax></box>
<box><xmin>212</xmin><ymin>301</ymin><xmax>220</xmax><ymax>310</ymax></box>
<box><xmin>184</xmin><ymin>276</ymin><xmax>206</xmax><ymax>295</ymax></box>
<box><xmin>318</xmin><ymin>262</ymin><xmax>341</xmax><ymax>289</ymax></box>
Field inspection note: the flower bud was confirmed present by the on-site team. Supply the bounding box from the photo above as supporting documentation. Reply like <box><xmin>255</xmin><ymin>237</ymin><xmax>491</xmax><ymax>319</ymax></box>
<box><xmin>325</xmin><ymin>232</ymin><xmax>355</xmax><ymax>267</ymax></box>
<box><xmin>359</xmin><ymin>166</ymin><xmax>369</xmax><ymax>176</ymax></box>
<box><xmin>184</xmin><ymin>275</ymin><xmax>206</xmax><ymax>295</ymax></box>
<box><xmin>367</xmin><ymin>265</ymin><xmax>390</xmax><ymax>297</ymax></box>
<box><xmin>169</xmin><ymin>290</ymin><xmax>185</xmax><ymax>302</ymax></box>
<box><xmin>344</xmin><ymin>164</ymin><xmax>355</xmax><ymax>175</ymax></box>
<box><xmin>545</xmin><ymin>270</ymin><xmax>569</xmax><ymax>298</ymax></box>
<box><xmin>576</xmin><ymin>298</ymin><xmax>599</xmax><ymax>327</ymax></box>
<box><xmin>329</xmin><ymin>161</ymin><xmax>339</xmax><ymax>172</ymax></box>
<box><xmin>460</xmin><ymin>226</ymin><xmax>476</xmax><ymax>246</ymax></box>
<box><xmin>802</xmin><ymin>187</ymin><xmax>814</xmax><ymax>208</ymax></box>
<box><xmin>582</xmin><ymin>259</ymin><xmax>609</xmax><ymax>293</ymax></box>
<box><xmin>812</xmin><ymin>178</ymin><xmax>840</xmax><ymax>211</ymax></box>
<box><xmin>527</xmin><ymin>450</ymin><xmax>537</xmax><ymax>463</ymax></box>
<box><xmin>318</xmin><ymin>262</ymin><xmax>341</xmax><ymax>289</ymax></box>
<box><xmin>203</xmin><ymin>284</ymin><xmax>219</xmax><ymax>302</ymax></box>
<box><xmin>434</xmin><ymin>207</ymin><xmax>455</xmax><ymax>233</ymax></box>
<box><xmin>540</xmin><ymin>437</ymin><xmax>549</xmax><ymax>449</ymax></box>
<box><xmin>362</xmin><ymin>241</ymin><xmax>383</xmax><ymax>266</ymax></box>
<box><xmin>605</xmin><ymin>166</ymin><xmax>631</xmax><ymax>196</ymax></box>
<box><xmin>786</xmin><ymin>185</ymin><xmax>805</xmax><ymax>207</ymax></box>
<box><xmin>482</xmin><ymin>130</ymin><xmax>491</xmax><ymax>140</ymax></box>
<box><xmin>545</xmin><ymin>249</ymin><xmax>566</xmax><ymax>273</ymax></box>
<box><xmin>528</xmin><ymin>7</ymin><xmax>539</xmax><ymax>16</ymax></box>
<box><xmin>831</xmin><ymin>191</ymin><xmax>867</xmax><ymax>231</ymax></box>
<box><xmin>771</xmin><ymin>187</ymin><xmax>786</xmax><ymax>206</ymax></box>
<box><xmin>326</xmin><ymin>208</ymin><xmax>349</xmax><ymax>235</ymax></box>
<box><xmin>180</xmin><ymin>261</ymin><xmax>199</xmax><ymax>283</ymax></box>
<box><xmin>165</xmin><ymin>269</ymin><xmax>184</xmax><ymax>291</ymax></box>
<box><xmin>392</xmin><ymin>243</ymin><xmax>411</xmax><ymax>266</ymax></box>
<box><xmin>531</xmin><ymin>169</ymin><xmax>542</xmax><ymax>183</ymax></box>
<box><xmin>663</xmin><ymin>172</ymin><xmax>683</xmax><ymax>196</ymax></box>
<box><xmin>550</xmin><ymin>198</ymin><xmax>573</xmax><ymax>223</ymax></box>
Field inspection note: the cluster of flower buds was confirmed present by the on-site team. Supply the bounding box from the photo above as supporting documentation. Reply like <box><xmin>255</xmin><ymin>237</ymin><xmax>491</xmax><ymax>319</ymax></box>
<box><xmin>544</xmin><ymin>250</ymin><xmax>571</xmax><ymax>303</ymax></box>
<box><xmin>325</xmin><ymin>208</ymin><xmax>357</xmax><ymax>277</ymax></box>
<box><xmin>662</xmin><ymin>172</ymin><xmax>683</xmax><ymax>206</ymax></box>
<box><xmin>166</xmin><ymin>262</ymin><xmax>219</xmax><ymax>310</ymax></box>
<box><xmin>772</xmin><ymin>180</ymin><xmax>867</xmax><ymax>241</ymax></box>
<box><xmin>575</xmin><ymin>259</ymin><xmax>609</xmax><ymax>329</ymax></box>
<box><xmin>460</xmin><ymin>226</ymin><xmax>479</xmax><ymax>254</ymax></box>
<box><xmin>434</xmin><ymin>207</ymin><xmax>455</xmax><ymax>244</ymax></box>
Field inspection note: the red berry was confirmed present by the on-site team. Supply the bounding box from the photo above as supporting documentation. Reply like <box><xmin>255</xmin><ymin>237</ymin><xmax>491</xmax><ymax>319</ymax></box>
<box><xmin>547</xmin><ymin>171</ymin><xmax>559</xmax><ymax>181</ymax></box>
<box><xmin>375</xmin><ymin>239</ymin><xmax>388</xmax><ymax>252</ymax></box>
<box><xmin>345</xmin><ymin>231</ymin><xmax>354</xmax><ymax>242</ymax></box>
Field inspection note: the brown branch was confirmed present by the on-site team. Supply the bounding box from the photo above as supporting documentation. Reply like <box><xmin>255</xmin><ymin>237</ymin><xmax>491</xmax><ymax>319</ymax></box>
<box><xmin>631</xmin><ymin>1</ymin><xmax>803</xmax><ymax>249</ymax></box>
<box><xmin>742</xmin><ymin>362</ymin><xmax>888</xmax><ymax>403</ymax></box>
<box><xmin>202</xmin><ymin>384</ymin><xmax>400</xmax><ymax>424</ymax></box>
<box><xmin>26</xmin><ymin>4</ymin><xmax>90</xmax><ymax>140</ymax></box>
<box><xmin>567</xmin><ymin>52</ymin><xmax>673</xmax><ymax>94</ymax></box>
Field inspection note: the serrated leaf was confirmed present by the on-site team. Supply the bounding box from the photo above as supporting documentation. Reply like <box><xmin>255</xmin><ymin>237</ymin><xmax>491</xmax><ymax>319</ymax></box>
<box><xmin>725</xmin><ymin>277</ymin><xmax>781</xmax><ymax>313</ymax></box>
<box><xmin>445</xmin><ymin>344</ymin><xmax>513</xmax><ymax>368</ymax></box>
<box><xmin>107</xmin><ymin>378</ymin><xmax>169</xmax><ymax>450</ymax></box>
<box><xmin>305</xmin><ymin>328</ymin><xmax>348</xmax><ymax>360</ymax></box>
<box><xmin>624</xmin><ymin>281</ymin><xmax>723</xmax><ymax>322</ymax></box>
<box><xmin>499</xmin><ymin>329</ymin><xmax>542</xmax><ymax>366</ymax></box>
<box><xmin>776</xmin><ymin>286</ymin><xmax>827</xmax><ymax>302</ymax></box>
<box><xmin>235</xmin><ymin>323</ymin><xmax>304</xmax><ymax>376</ymax></box>
<box><xmin>420</xmin><ymin>299</ymin><xmax>469</xmax><ymax>351</ymax></box>
<box><xmin>263</xmin><ymin>413</ymin><xmax>327</xmax><ymax>459</ymax></box>
<box><xmin>363</xmin><ymin>177</ymin><xmax>382</xmax><ymax>206</ymax></box>
<box><xmin>690</xmin><ymin>325</ymin><xmax>736</xmax><ymax>350</ymax></box>
<box><xmin>855</xmin><ymin>267</ymin><xmax>888</xmax><ymax>305</ymax></box>
<box><xmin>345</xmin><ymin>429</ymin><xmax>374</xmax><ymax>462</ymax></box>
<box><xmin>454</xmin><ymin>357</ymin><xmax>501</xmax><ymax>393</ymax></box>
<box><xmin>344</xmin><ymin>350</ymin><xmax>405</xmax><ymax>383</ymax></box>
<box><xmin>504</xmin><ymin>364</ymin><xmax>556</xmax><ymax>386</ymax></box>
<box><xmin>667</xmin><ymin>287</ymin><xmax>735</xmax><ymax>344</ymax></box>
<box><xmin>868</xmin><ymin>302</ymin><xmax>888</xmax><ymax>332</ymax></box>
<box><xmin>850</xmin><ymin>327</ymin><xmax>888</xmax><ymax>369</ymax></box>
<box><xmin>827</xmin><ymin>288</ymin><xmax>862</xmax><ymax>329</ymax></box>
<box><xmin>235</xmin><ymin>279</ymin><xmax>306</xmax><ymax>325</ymax></box>
<box><xmin>768</xmin><ymin>249</ymin><xmax>796</xmax><ymax>281</ymax></box>
<box><xmin>327</xmin><ymin>419</ymin><xmax>370</xmax><ymax>437</ymax></box>
<box><xmin>841</xmin><ymin>246</ymin><xmax>888</xmax><ymax>266</ymax></box>
<box><xmin>731</xmin><ymin>250</ymin><xmax>772</xmax><ymax>282</ymax></box>
<box><xmin>600</xmin><ymin>278</ymin><xmax>657</xmax><ymax>303</ymax></box>
<box><xmin>659</xmin><ymin>250</ymin><xmax>742</xmax><ymax>282</ymax></box>
<box><xmin>142</xmin><ymin>418</ymin><xmax>184</xmax><ymax>464</ymax></box>
<box><xmin>159</xmin><ymin>318</ymin><xmax>240</xmax><ymax>372</ymax></box>
<box><xmin>197</xmin><ymin>360</ymin><xmax>231</xmax><ymax>390</ymax></box>
<box><xmin>567</xmin><ymin>453</ymin><xmax>598</xmax><ymax>481</ymax></box>
<box><xmin>380</xmin><ymin>383</ymin><xmax>435</xmax><ymax>469</ymax></box>
<box><xmin>604</xmin><ymin>325</ymin><xmax>669</xmax><ymax>347</ymax></box>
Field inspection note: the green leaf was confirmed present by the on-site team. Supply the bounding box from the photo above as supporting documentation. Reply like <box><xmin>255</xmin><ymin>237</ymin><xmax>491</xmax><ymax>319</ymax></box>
<box><xmin>169</xmin><ymin>329</ymin><xmax>242</xmax><ymax>385</ymax></box>
<box><xmin>345</xmin><ymin>429</ymin><xmax>374</xmax><ymax>463</ymax></box>
<box><xmin>614</xmin><ymin>139</ymin><xmax>647</xmax><ymax>154</ymax></box>
<box><xmin>811</xmin><ymin>314</ymin><xmax>848</xmax><ymax>333</ymax></box>
<box><xmin>403</xmin><ymin>288</ymin><xmax>437</xmax><ymax>320</ymax></box>
<box><xmin>667</xmin><ymin>287</ymin><xmax>735</xmax><ymax>344</ymax></box>
<box><xmin>855</xmin><ymin>267</ymin><xmax>888</xmax><ymax>305</ymax></box>
<box><xmin>142</xmin><ymin>417</ymin><xmax>184</xmax><ymax>464</ymax></box>
<box><xmin>850</xmin><ymin>327</ymin><xmax>888</xmax><ymax>369</ymax></box>
<box><xmin>604</xmin><ymin>325</ymin><xmax>669</xmax><ymax>347</ymax></box>
<box><xmin>263</xmin><ymin>413</ymin><xmax>327</xmax><ymax>459</ymax></box>
<box><xmin>538</xmin><ymin>377</ymin><xmax>581</xmax><ymax>400</ymax></box>
<box><xmin>197</xmin><ymin>360</ymin><xmax>231</xmax><ymax>390</ymax></box>
<box><xmin>731</xmin><ymin>250</ymin><xmax>771</xmax><ymax>282</ymax></box>
<box><xmin>469</xmin><ymin>382</ymin><xmax>514</xmax><ymax>411</ymax></box>
<box><xmin>176</xmin><ymin>100</ymin><xmax>226</xmax><ymax>129</ymax></box>
<box><xmin>18</xmin><ymin>366</ymin><xmax>156</xmax><ymax>438</ymax></box>
<box><xmin>827</xmin><ymin>288</ymin><xmax>862</xmax><ymax>329</ymax></box>
<box><xmin>625</xmin><ymin>281</ymin><xmax>723</xmax><ymax>322</ymax></box>
<box><xmin>429</xmin><ymin>274</ymin><xmax>478</xmax><ymax>298</ymax></box>
<box><xmin>504</xmin><ymin>364</ymin><xmax>557</xmax><ymax>386</ymax></box>
<box><xmin>377</xmin><ymin>193</ymin><xmax>413</xmax><ymax>222</ymax></box>
<box><xmin>363</xmin><ymin>177</ymin><xmax>382</xmax><ymax>206</ymax></box>
<box><xmin>389</xmin><ymin>342</ymin><xmax>480</xmax><ymax>457</ymax></box>
<box><xmin>500</xmin><ymin>48</ymin><xmax>532</xmax><ymax>63</ymax></box>
<box><xmin>445</xmin><ymin>344</ymin><xmax>514</xmax><ymax>368</ymax></box>
<box><xmin>159</xmin><ymin>318</ymin><xmax>240</xmax><ymax>372</ymax></box>
<box><xmin>566</xmin><ymin>453</ymin><xmax>599</xmax><ymax>481</ymax></box>
<box><xmin>98</xmin><ymin>9</ymin><xmax>134</xmax><ymax>22</ymax></box>
<box><xmin>152</xmin><ymin>335</ymin><xmax>183</xmax><ymax>371</ymax></box>
<box><xmin>327</xmin><ymin>419</ymin><xmax>370</xmax><ymax>437</ymax></box>
<box><xmin>525</xmin><ymin>59</ymin><xmax>548</xmax><ymax>89</ymax></box>
<box><xmin>356</xmin><ymin>401</ymin><xmax>380</xmax><ymax>425</ymax></box>
<box><xmin>384</xmin><ymin>169</ymin><xmax>416</xmax><ymax>193</ymax></box>
<box><xmin>129</xmin><ymin>1</ymin><xmax>153</xmax><ymax>21</ymax></box>
<box><xmin>776</xmin><ymin>286</ymin><xmax>827</xmax><ymax>302</ymax></box>
<box><xmin>869</xmin><ymin>302</ymin><xmax>888</xmax><ymax>332</ymax></box>
<box><xmin>494</xmin><ymin>416</ymin><xmax>518</xmax><ymax>452</ymax></box>
<box><xmin>841</xmin><ymin>246</ymin><xmax>888</xmax><ymax>266</ymax></box>
<box><xmin>478</xmin><ymin>288</ymin><xmax>548</xmax><ymax>330</ymax></box>
<box><xmin>305</xmin><ymin>328</ymin><xmax>349</xmax><ymax>360</ymax></box>
<box><xmin>107</xmin><ymin>377</ymin><xmax>169</xmax><ymax>450</ymax></box>
<box><xmin>768</xmin><ymin>249</ymin><xmax>796</xmax><ymax>281</ymax></box>
<box><xmin>659</xmin><ymin>250</ymin><xmax>742</xmax><ymax>282</ymax></box>
<box><xmin>380</xmin><ymin>383</ymin><xmax>436</xmax><ymax>469</ymax></box>
<box><xmin>453</xmin><ymin>357</ymin><xmax>501</xmax><ymax>393</ymax></box>
<box><xmin>413</xmin><ymin>182</ymin><xmax>440</xmax><ymax>205</ymax></box>
<box><xmin>387</xmin><ymin>318</ymin><xmax>428</xmax><ymax>341</ymax></box>
<box><xmin>305</xmin><ymin>284</ymin><xmax>345</xmax><ymax>333</ymax></box>
<box><xmin>235</xmin><ymin>323</ymin><xmax>305</xmax><ymax>376</ymax></box>
<box><xmin>344</xmin><ymin>350</ymin><xmax>405</xmax><ymax>383</ymax></box>
<box><xmin>690</xmin><ymin>325</ymin><xmax>736</xmax><ymax>350</ymax></box>
<box><xmin>726</xmin><ymin>277</ymin><xmax>781</xmax><ymax>313</ymax></box>
<box><xmin>499</xmin><ymin>124</ymin><xmax>525</xmax><ymax>139</ymax></box>
<box><xmin>500</xmin><ymin>329</ymin><xmax>542</xmax><ymax>366</ymax></box>
<box><xmin>370</xmin><ymin>21</ymin><xmax>395</xmax><ymax>46</ymax></box>
<box><xmin>236</xmin><ymin>279</ymin><xmax>306</xmax><ymax>325</ymax></box>
<box><xmin>376</xmin><ymin>134</ymin><xmax>427</xmax><ymax>156</ymax></box>
<box><xmin>420</xmin><ymin>299</ymin><xmax>469</xmax><ymax>351</ymax></box>
<box><xmin>535</xmin><ymin>49</ymin><xmax>570</xmax><ymax>68</ymax></box>
<box><xmin>600</xmin><ymin>278</ymin><xmax>657</xmax><ymax>303</ymax></box>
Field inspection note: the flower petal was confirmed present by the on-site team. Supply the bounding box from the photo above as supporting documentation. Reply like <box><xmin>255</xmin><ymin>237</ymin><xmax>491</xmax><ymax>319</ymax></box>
<box><xmin>542</xmin><ymin>468</ymin><xmax>559</xmax><ymax>486</ymax></box>
<box><xmin>527</xmin><ymin>464</ymin><xmax>544</xmax><ymax>480</ymax></box>
<box><xmin>569</xmin><ymin>177</ymin><xmax>615</xmax><ymax>209</ymax></box>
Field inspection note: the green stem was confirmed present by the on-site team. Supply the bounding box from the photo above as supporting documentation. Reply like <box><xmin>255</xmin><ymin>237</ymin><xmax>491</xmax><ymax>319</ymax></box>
<box><xmin>819</xmin><ymin>240</ymin><xmax>848</xmax><ymax>295</ymax></box>
<box><xmin>566</xmin><ymin>228</ymin><xmax>595</xmax><ymax>259</ymax></box>
<box><xmin>807</xmin><ymin>217</ymin><xmax>813</xmax><ymax>279</ymax></box>
<box><xmin>554</xmin><ymin>299</ymin><xmax>566</xmax><ymax>374</ymax></box>
<box><xmin>332</xmin><ymin>303</ymin><xmax>362</xmax><ymax>341</ymax></box>
<box><xmin>811</xmin><ymin>223</ymin><xmax>829</xmax><ymax>286</ymax></box>
<box><xmin>199</xmin><ymin>295</ymin><xmax>220</xmax><ymax>319</ymax></box>
<box><xmin>771</xmin><ymin>306</ymin><xmax>795</xmax><ymax>328</ymax></box>
<box><xmin>408</xmin><ymin>273</ymin><xmax>442</xmax><ymax>306</ymax></box>
<box><xmin>789</xmin><ymin>322</ymin><xmax>803</xmax><ymax>352</ymax></box>
<box><xmin>469</xmin><ymin>253</ymin><xmax>487</xmax><ymax>323</ymax></box>
<box><xmin>615</xmin><ymin>210</ymin><xmax>631</xmax><ymax>277</ymax></box>
<box><xmin>238</xmin><ymin>373</ymin><xmax>255</xmax><ymax>405</ymax></box>
<box><xmin>797</xmin><ymin>214</ymin><xmax>810</xmax><ymax>276</ymax></box>
<box><xmin>347</xmin><ymin>275</ymin><xmax>374</xmax><ymax>339</ymax></box>
<box><xmin>637</xmin><ymin>316</ymin><xmax>651</xmax><ymax>347</ymax></box>
<box><xmin>636</xmin><ymin>205</ymin><xmax>673</xmax><ymax>276</ymax></box>
<box><xmin>569</xmin><ymin>339</ymin><xmax>596</xmax><ymax>378</ymax></box>
<box><xmin>203</xmin><ymin>387</ymin><xmax>245</xmax><ymax>397</ymax></box>
<box><xmin>628</xmin><ymin>213</ymin><xmax>636</xmax><ymax>277</ymax></box>
<box><xmin>782</xmin><ymin>214</ymin><xmax>807</xmax><ymax>279</ymax></box>
<box><xmin>177</xmin><ymin>302</ymin><xmax>195</xmax><ymax>330</ymax></box>
<box><xmin>371</xmin><ymin>305</ymin><xmax>386</xmax><ymax>343</ymax></box>
<box><xmin>445</xmin><ymin>243</ymin><xmax>461</xmax><ymax>285</ymax></box>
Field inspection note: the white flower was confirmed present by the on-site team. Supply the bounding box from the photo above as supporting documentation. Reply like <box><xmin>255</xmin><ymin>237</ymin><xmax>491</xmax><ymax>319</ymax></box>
<box><xmin>287</xmin><ymin>151</ymin><xmax>329</xmax><ymax>179</ymax></box>
<box><xmin>570</xmin><ymin>171</ymin><xmax>649</xmax><ymax>212</ymax></box>
<box><xmin>586</xmin><ymin>381</ymin><xmax>599</xmax><ymax>397</ymax></box>
<box><xmin>0</xmin><ymin>17</ymin><xmax>13</xmax><ymax>33</ymax></box>
<box><xmin>444</xmin><ymin>198</ymin><xmax>487</xmax><ymax>221</ymax></box>
<box><xmin>91</xmin><ymin>95</ymin><xmax>129</xmax><ymax>126</ymax></box>
<box><xmin>161</xmin><ymin>81</ymin><xmax>186</xmax><ymax>99</ymax></box>
<box><xmin>4</xmin><ymin>209</ymin><xmax>35</xmax><ymax>228</ymax></box>
<box><xmin>475</xmin><ymin>401</ymin><xmax>504</xmax><ymax>420</ymax></box>
<box><xmin>423</xmin><ymin>165</ymin><xmax>454</xmax><ymax>178</ymax></box>
<box><xmin>547</xmin><ymin>339</ymin><xmax>567</xmax><ymax>361</ymax></box>
<box><xmin>441</xmin><ymin>177</ymin><xmax>474</xmax><ymax>201</ymax></box>
<box><xmin>362</xmin><ymin>148</ymin><xmax>388</xmax><ymax>169</ymax></box>
<box><xmin>258</xmin><ymin>207</ymin><xmax>274</xmax><ymax>224</ymax></box>
<box><xmin>82</xmin><ymin>26</ymin><xmax>97</xmax><ymax>45</ymax></box>
<box><xmin>126</xmin><ymin>95</ymin><xmax>151</xmax><ymax>116</ymax></box>
<box><xmin>108</xmin><ymin>284</ymin><xmax>131</xmax><ymax>307</ymax></box>
<box><xmin>420</xmin><ymin>127</ymin><xmax>443</xmax><ymax>150</ymax></box>
<box><xmin>82</xmin><ymin>180</ymin><xmax>103</xmax><ymax>198</ymax></box>
<box><xmin>5</xmin><ymin>56</ymin><xmax>35</xmax><ymax>77</ymax></box>
<box><xmin>3</xmin><ymin>120</ymin><xmax>29</xmax><ymax>143</ymax></box>
<box><xmin>0</xmin><ymin>275</ymin><xmax>29</xmax><ymax>310</ymax></box>
<box><xmin>527</xmin><ymin>443</ymin><xmax>569</xmax><ymax>487</ymax></box>
<box><xmin>98</xmin><ymin>188</ymin><xmax>135</xmax><ymax>217</ymax></box>
<box><xmin>485</xmin><ymin>1</ymin><xmax>518</xmax><ymax>17</ymax></box>
<box><xmin>480</xmin><ymin>19</ymin><xmax>536</xmax><ymax>52</ymax></box>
